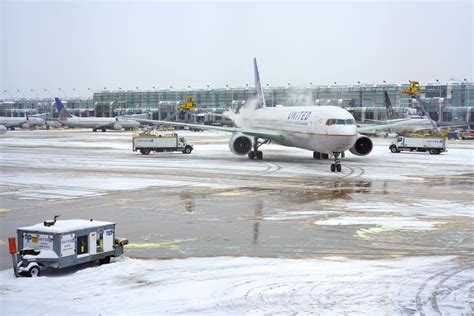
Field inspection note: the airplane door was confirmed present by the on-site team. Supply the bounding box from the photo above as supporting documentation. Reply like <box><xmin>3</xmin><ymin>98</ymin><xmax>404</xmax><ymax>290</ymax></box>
<box><xmin>89</xmin><ymin>232</ymin><xmax>97</xmax><ymax>255</ymax></box>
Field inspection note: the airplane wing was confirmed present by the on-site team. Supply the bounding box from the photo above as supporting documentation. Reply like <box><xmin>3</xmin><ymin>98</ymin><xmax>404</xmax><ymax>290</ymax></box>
<box><xmin>357</xmin><ymin>120</ymin><xmax>419</xmax><ymax>133</ymax></box>
<box><xmin>135</xmin><ymin>119</ymin><xmax>285</xmax><ymax>140</ymax></box>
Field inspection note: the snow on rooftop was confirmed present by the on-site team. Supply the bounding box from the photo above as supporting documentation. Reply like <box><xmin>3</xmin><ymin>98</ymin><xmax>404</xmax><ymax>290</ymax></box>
<box><xmin>18</xmin><ymin>219</ymin><xmax>114</xmax><ymax>233</ymax></box>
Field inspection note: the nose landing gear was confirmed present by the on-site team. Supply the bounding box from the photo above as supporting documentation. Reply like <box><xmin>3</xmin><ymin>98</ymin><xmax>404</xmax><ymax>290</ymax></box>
<box><xmin>330</xmin><ymin>152</ymin><xmax>342</xmax><ymax>172</ymax></box>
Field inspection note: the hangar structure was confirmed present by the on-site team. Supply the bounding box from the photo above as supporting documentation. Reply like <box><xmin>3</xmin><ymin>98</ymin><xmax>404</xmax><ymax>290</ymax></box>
<box><xmin>1</xmin><ymin>81</ymin><xmax>473</xmax><ymax>126</ymax></box>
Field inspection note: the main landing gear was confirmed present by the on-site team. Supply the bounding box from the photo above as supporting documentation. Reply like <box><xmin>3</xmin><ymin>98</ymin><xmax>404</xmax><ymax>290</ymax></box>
<box><xmin>248</xmin><ymin>137</ymin><xmax>270</xmax><ymax>160</ymax></box>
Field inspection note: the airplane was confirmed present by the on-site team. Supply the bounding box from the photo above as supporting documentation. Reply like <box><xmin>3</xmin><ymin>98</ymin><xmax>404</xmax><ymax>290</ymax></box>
<box><xmin>0</xmin><ymin>116</ymin><xmax>46</xmax><ymax>133</ymax></box>
<box><xmin>54</xmin><ymin>97</ymin><xmax>140</xmax><ymax>132</ymax></box>
<box><xmin>136</xmin><ymin>58</ymin><xmax>375</xmax><ymax>172</ymax></box>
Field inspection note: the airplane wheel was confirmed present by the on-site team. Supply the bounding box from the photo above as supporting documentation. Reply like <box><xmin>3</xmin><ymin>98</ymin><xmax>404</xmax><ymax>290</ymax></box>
<box><xmin>330</xmin><ymin>164</ymin><xmax>336</xmax><ymax>172</ymax></box>
<box><xmin>313</xmin><ymin>152</ymin><xmax>321</xmax><ymax>159</ymax></box>
<box><xmin>336</xmin><ymin>164</ymin><xmax>342</xmax><ymax>172</ymax></box>
<box><xmin>341</xmin><ymin>152</ymin><xmax>345</xmax><ymax>158</ymax></box>
<box><xmin>256</xmin><ymin>151</ymin><xmax>263</xmax><ymax>160</ymax></box>
<box><xmin>93</xmin><ymin>129</ymin><xmax>97</xmax><ymax>132</ymax></box>
<box><xmin>101</xmin><ymin>129</ymin><xmax>106</xmax><ymax>132</ymax></box>
<box><xmin>248</xmin><ymin>151</ymin><xmax>255</xmax><ymax>160</ymax></box>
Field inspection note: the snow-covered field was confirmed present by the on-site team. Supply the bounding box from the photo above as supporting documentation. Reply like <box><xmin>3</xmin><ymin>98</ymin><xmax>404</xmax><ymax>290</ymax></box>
<box><xmin>1</xmin><ymin>256</ymin><xmax>472</xmax><ymax>315</ymax></box>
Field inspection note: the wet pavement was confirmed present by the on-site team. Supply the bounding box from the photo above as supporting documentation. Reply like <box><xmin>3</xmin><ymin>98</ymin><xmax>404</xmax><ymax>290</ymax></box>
<box><xmin>0</xmin><ymin>130</ymin><xmax>473</xmax><ymax>269</ymax></box>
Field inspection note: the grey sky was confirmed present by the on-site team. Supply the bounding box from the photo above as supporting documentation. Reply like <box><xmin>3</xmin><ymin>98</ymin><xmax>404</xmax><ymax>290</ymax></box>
<box><xmin>1</xmin><ymin>0</ymin><xmax>472</xmax><ymax>98</ymax></box>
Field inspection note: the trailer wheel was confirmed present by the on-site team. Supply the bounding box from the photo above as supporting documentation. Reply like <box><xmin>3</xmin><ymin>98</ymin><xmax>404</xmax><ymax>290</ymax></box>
<box><xmin>390</xmin><ymin>146</ymin><xmax>399</xmax><ymax>153</ymax></box>
<box><xmin>140</xmin><ymin>148</ymin><xmax>151</xmax><ymax>155</ymax></box>
<box><xmin>429</xmin><ymin>149</ymin><xmax>440</xmax><ymax>155</ymax></box>
<box><xmin>183</xmin><ymin>146</ymin><xmax>193</xmax><ymax>154</ymax></box>
<box><xmin>99</xmin><ymin>256</ymin><xmax>111</xmax><ymax>265</ymax></box>
<box><xmin>28</xmin><ymin>265</ymin><xmax>40</xmax><ymax>277</ymax></box>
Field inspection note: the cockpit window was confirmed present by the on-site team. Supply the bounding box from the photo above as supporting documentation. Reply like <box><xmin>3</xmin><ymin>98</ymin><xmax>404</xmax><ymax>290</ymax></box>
<box><xmin>326</xmin><ymin>118</ymin><xmax>356</xmax><ymax>125</ymax></box>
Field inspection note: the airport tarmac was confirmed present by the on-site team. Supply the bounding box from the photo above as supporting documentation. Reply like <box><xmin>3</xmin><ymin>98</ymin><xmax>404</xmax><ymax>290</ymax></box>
<box><xmin>1</xmin><ymin>129</ymin><xmax>472</xmax><ymax>266</ymax></box>
<box><xmin>0</xmin><ymin>129</ymin><xmax>473</xmax><ymax>313</ymax></box>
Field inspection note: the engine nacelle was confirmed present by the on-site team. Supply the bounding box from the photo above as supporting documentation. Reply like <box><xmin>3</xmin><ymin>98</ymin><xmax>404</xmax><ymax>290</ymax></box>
<box><xmin>229</xmin><ymin>133</ymin><xmax>253</xmax><ymax>155</ymax></box>
<box><xmin>21</xmin><ymin>123</ymin><xmax>30</xmax><ymax>129</ymax></box>
<box><xmin>113</xmin><ymin>124</ymin><xmax>122</xmax><ymax>130</ymax></box>
<box><xmin>349</xmin><ymin>135</ymin><xmax>373</xmax><ymax>156</ymax></box>
<box><xmin>0</xmin><ymin>125</ymin><xmax>7</xmax><ymax>135</ymax></box>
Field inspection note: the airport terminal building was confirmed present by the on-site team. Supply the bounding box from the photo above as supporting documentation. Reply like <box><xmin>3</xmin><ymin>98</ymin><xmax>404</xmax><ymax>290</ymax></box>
<box><xmin>1</xmin><ymin>82</ymin><xmax>473</xmax><ymax>125</ymax></box>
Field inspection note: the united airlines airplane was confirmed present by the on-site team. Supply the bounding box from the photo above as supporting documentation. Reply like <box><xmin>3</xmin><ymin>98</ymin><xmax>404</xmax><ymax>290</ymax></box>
<box><xmin>138</xmin><ymin>59</ymin><xmax>374</xmax><ymax>172</ymax></box>
<box><xmin>55</xmin><ymin>98</ymin><xmax>140</xmax><ymax>132</ymax></box>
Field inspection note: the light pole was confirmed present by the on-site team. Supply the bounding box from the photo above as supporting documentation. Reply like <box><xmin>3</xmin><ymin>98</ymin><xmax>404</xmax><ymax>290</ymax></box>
<box><xmin>72</xmin><ymin>88</ymin><xmax>81</xmax><ymax>99</ymax></box>
<box><xmin>30</xmin><ymin>88</ymin><xmax>39</xmax><ymax>99</ymax></box>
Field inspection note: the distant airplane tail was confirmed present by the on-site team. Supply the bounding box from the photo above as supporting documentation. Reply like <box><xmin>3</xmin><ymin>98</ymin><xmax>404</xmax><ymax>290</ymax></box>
<box><xmin>253</xmin><ymin>58</ymin><xmax>266</xmax><ymax>109</ymax></box>
<box><xmin>384</xmin><ymin>91</ymin><xmax>398</xmax><ymax>120</ymax></box>
<box><xmin>54</xmin><ymin>97</ymin><xmax>72</xmax><ymax>119</ymax></box>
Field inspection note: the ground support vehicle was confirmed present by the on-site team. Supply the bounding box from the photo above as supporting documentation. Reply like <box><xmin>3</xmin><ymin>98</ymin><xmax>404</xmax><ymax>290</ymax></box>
<box><xmin>132</xmin><ymin>132</ymin><xmax>193</xmax><ymax>155</ymax></box>
<box><xmin>389</xmin><ymin>135</ymin><xmax>447</xmax><ymax>155</ymax></box>
<box><xmin>15</xmin><ymin>219</ymin><xmax>128</xmax><ymax>277</ymax></box>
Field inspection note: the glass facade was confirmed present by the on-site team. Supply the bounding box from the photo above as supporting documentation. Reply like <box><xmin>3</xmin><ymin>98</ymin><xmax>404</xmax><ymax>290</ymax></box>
<box><xmin>1</xmin><ymin>82</ymin><xmax>473</xmax><ymax>123</ymax></box>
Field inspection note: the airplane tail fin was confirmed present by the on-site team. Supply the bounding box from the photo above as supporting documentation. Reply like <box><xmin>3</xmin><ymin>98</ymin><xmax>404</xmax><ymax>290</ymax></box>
<box><xmin>384</xmin><ymin>91</ymin><xmax>398</xmax><ymax>120</ymax></box>
<box><xmin>54</xmin><ymin>97</ymin><xmax>72</xmax><ymax>119</ymax></box>
<box><xmin>253</xmin><ymin>58</ymin><xmax>266</xmax><ymax>109</ymax></box>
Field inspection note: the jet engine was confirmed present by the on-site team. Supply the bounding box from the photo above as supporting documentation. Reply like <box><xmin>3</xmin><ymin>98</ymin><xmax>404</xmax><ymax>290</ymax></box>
<box><xmin>21</xmin><ymin>123</ymin><xmax>30</xmax><ymax>129</ymax></box>
<box><xmin>113</xmin><ymin>124</ymin><xmax>122</xmax><ymax>130</ymax></box>
<box><xmin>229</xmin><ymin>133</ymin><xmax>253</xmax><ymax>155</ymax></box>
<box><xmin>0</xmin><ymin>125</ymin><xmax>7</xmax><ymax>135</ymax></box>
<box><xmin>349</xmin><ymin>134</ymin><xmax>373</xmax><ymax>156</ymax></box>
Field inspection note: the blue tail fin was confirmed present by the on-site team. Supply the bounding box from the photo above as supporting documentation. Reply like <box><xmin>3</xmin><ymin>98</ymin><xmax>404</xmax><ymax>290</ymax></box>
<box><xmin>254</xmin><ymin>58</ymin><xmax>266</xmax><ymax>109</ymax></box>
<box><xmin>54</xmin><ymin>97</ymin><xmax>72</xmax><ymax>119</ymax></box>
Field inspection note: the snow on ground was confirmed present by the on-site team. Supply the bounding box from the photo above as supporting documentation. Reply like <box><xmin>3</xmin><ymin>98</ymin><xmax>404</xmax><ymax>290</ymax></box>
<box><xmin>0</xmin><ymin>256</ymin><xmax>471</xmax><ymax>315</ymax></box>
<box><xmin>315</xmin><ymin>216</ymin><xmax>444</xmax><ymax>229</ymax></box>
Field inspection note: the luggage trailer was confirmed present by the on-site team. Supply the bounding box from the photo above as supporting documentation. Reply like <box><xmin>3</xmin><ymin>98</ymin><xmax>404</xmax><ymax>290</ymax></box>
<box><xmin>14</xmin><ymin>218</ymin><xmax>128</xmax><ymax>277</ymax></box>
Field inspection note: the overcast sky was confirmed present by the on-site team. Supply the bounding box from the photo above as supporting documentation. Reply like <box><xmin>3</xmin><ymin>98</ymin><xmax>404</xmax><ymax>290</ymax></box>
<box><xmin>1</xmin><ymin>0</ymin><xmax>472</xmax><ymax>98</ymax></box>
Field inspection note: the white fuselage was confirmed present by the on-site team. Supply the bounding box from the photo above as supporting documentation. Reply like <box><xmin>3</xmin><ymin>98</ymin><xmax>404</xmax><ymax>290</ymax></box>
<box><xmin>60</xmin><ymin>117</ymin><xmax>140</xmax><ymax>130</ymax></box>
<box><xmin>0</xmin><ymin>116</ymin><xmax>28</xmax><ymax>128</ymax></box>
<box><xmin>241</xmin><ymin>106</ymin><xmax>358</xmax><ymax>154</ymax></box>
<box><xmin>0</xmin><ymin>116</ymin><xmax>44</xmax><ymax>129</ymax></box>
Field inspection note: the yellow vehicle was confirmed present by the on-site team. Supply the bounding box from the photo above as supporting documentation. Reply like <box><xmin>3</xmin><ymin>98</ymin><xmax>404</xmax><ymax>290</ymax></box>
<box><xmin>179</xmin><ymin>96</ymin><xmax>197</xmax><ymax>113</ymax></box>
<box><xmin>403</xmin><ymin>80</ymin><xmax>422</xmax><ymax>96</ymax></box>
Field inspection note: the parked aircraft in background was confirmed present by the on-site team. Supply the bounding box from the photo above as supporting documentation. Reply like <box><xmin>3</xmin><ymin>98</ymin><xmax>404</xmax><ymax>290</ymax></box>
<box><xmin>54</xmin><ymin>98</ymin><xmax>140</xmax><ymax>132</ymax></box>
<box><xmin>0</xmin><ymin>116</ymin><xmax>46</xmax><ymax>134</ymax></box>
<box><xmin>136</xmin><ymin>58</ymin><xmax>375</xmax><ymax>172</ymax></box>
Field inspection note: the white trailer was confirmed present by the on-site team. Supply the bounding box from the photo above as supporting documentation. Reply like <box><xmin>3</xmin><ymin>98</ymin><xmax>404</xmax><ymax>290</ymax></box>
<box><xmin>389</xmin><ymin>136</ymin><xmax>447</xmax><ymax>155</ymax></box>
<box><xmin>15</xmin><ymin>218</ymin><xmax>128</xmax><ymax>277</ymax></box>
<box><xmin>132</xmin><ymin>132</ymin><xmax>193</xmax><ymax>155</ymax></box>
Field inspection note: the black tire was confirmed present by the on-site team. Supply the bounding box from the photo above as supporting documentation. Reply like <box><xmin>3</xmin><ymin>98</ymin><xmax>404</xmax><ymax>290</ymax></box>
<box><xmin>429</xmin><ymin>149</ymin><xmax>438</xmax><ymax>155</ymax></box>
<box><xmin>140</xmin><ymin>148</ymin><xmax>151</xmax><ymax>155</ymax></box>
<box><xmin>321</xmin><ymin>153</ymin><xmax>329</xmax><ymax>160</ymax></box>
<box><xmin>330</xmin><ymin>164</ymin><xmax>335</xmax><ymax>172</ymax></box>
<box><xmin>93</xmin><ymin>129</ymin><xmax>97</xmax><ymax>132</ymax></box>
<box><xmin>313</xmin><ymin>152</ymin><xmax>321</xmax><ymax>160</ymax></box>
<box><xmin>28</xmin><ymin>265</ymin><xmax>40</xmax><ymax>277</ymax></box>
<box><xmin>99</xmin><ymin>256</ymin><xmax>111</xmax><ymax>265</ymax></box>
<box><xmin>390</xmin><ymin>146</ymin><xmax>399</xmax><ymax>153</ymax></box>
<box><xmin>183</xmin><ymin>146</ymin><xmax>192</xmax><ymax>154</ymax></box>
<box><xmin>256</xmin><ymin>151</ymin><xmax>263</xmax><ymax>160</ymax></box>
<box><xmin>248</xmin><ymin>151</ymin><xmax>255</xmax><ymax>159</ymax></box>
<box><xmin>341</xmin><ymin>152</ymin><xmax>345</xmax><ymax>158</ymax></box>
<box><xmin>336</xmin><ymin>164</ymin><xmax>342</xmax><ymax>172</ymax></box>
<box><xmin>102</xmin><ymin>129</ymin><xmax>106</xmax><ymax>132</ymax></box>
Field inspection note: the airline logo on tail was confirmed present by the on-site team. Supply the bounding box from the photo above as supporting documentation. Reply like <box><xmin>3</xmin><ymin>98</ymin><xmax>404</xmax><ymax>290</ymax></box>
<box><xmin>254</xmin><ymin>58</ymin><xmax>266</xmax><ymax>109</ymax></box>
<box><xmin>54</xmin><ymin>97</ymin><xmax>72</xmax><ymax>120</ymax></box>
